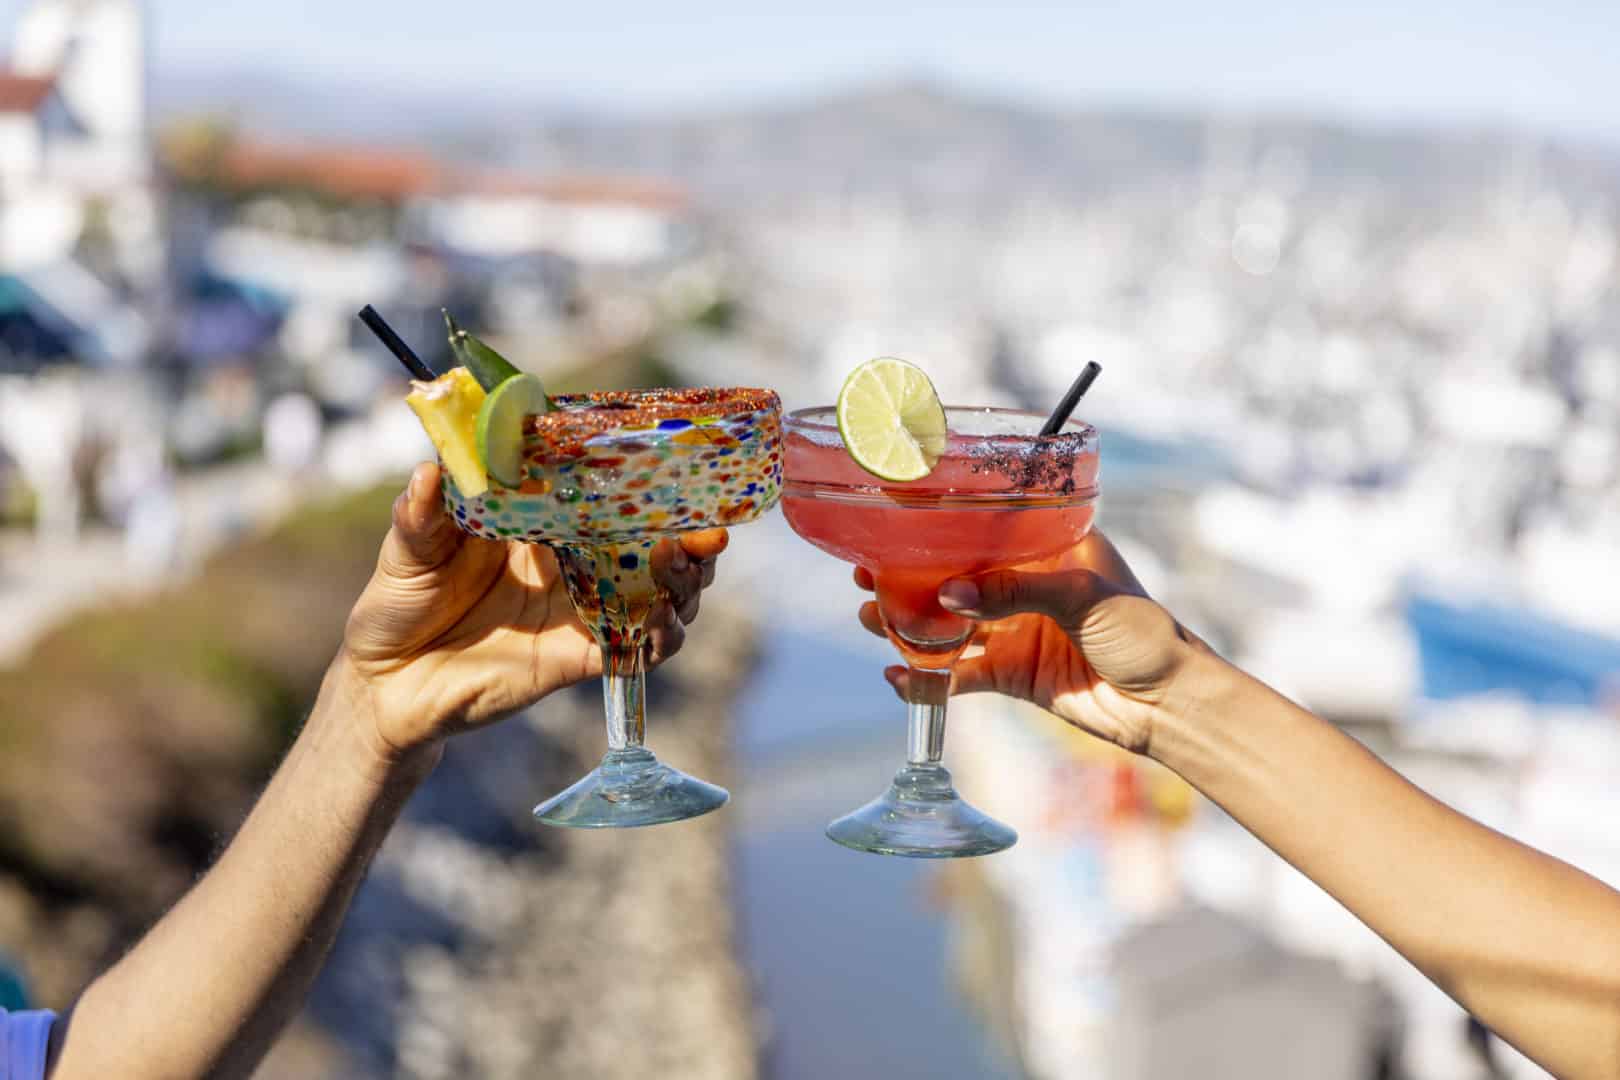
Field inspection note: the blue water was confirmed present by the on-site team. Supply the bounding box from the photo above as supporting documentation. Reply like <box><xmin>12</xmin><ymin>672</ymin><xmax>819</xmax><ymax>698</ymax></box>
<box><xmin>731</xmin><ymin>627</ymin><xmax>1021</xmax><ymax>1080</ymax></box>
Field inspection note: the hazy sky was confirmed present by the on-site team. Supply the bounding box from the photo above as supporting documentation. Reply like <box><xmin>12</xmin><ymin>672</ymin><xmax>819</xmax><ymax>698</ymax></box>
<box><xmin>6</xmin><ymin>0</ymin><xmax>1620</xmax><ymax>141</ymax></box>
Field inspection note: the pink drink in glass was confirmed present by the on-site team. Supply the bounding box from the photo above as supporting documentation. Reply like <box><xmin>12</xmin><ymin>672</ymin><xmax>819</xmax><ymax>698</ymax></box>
<box><xmin>781</xmin><ymin>405</ymin><xmax>1099</xmax><ymax>857</ymax></box>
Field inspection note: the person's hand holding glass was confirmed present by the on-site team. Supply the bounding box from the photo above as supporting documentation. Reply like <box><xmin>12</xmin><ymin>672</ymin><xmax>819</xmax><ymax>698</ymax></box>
<box><xmin>857</xmin><ymin>530</ymin><xmax>1209</xmax><ymax>758</ymax></box>
<box><xmin>341</xmin><ymin>461</ymin><xmax>728</xmax><ymax>770</ymax></box>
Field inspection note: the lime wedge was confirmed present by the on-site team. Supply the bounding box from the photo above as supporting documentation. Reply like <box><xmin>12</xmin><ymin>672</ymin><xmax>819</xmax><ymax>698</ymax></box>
<box><xmin>835</xmin><ymin>357</ymin><xmax>947</xmax><ymax>482</ymax></box>
<box><xmin>476</xmin><ymin>373</ymin><xmax>547</xmax><ymax>488</ymax></box>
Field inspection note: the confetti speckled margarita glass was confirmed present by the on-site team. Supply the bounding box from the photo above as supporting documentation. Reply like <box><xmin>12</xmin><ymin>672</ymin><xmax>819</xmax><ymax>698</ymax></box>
<box><xmin>442</xmin><ymin>387</ymin><xmax>783</xmax><ymax>828</ymax></box>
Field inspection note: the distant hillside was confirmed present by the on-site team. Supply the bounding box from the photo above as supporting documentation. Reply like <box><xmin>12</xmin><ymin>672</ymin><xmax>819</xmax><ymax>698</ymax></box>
<box><xmin>151</xmin><ymin>67</ymin><xmax>525</xmax><ymax>146</ymax></box>
<box><xmin>154</xmin><ymin>72</ymin><xmax>1620</xmax><ymax>206</ymax></box>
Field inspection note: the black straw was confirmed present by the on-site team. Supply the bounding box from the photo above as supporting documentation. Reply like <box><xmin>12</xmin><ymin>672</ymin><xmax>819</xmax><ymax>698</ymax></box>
<box><xmin>1038</xmin><ymin>361</ymin><xmax>1102</xmax><ymax>436</ymax></box>
<box><xmin>357</xmin><ymin>305</ymin><xmax>436</xmax><ymax>381</ymax></box>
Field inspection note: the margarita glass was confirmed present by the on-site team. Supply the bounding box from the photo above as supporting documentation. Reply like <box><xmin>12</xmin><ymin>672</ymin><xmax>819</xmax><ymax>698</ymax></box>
<box><xmin>782</xmin><ymin>406</ymin><xmax>1099</xmax><ymax>857</ymax></box>
<box><xmin>442</xmin><ymin>387</ymin><xmax>783</xmax><ymax>828</ymax></box>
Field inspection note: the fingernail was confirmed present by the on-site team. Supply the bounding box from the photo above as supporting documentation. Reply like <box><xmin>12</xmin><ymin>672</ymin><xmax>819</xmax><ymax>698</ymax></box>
<box><xmin>672</xmin><ymin>547</ymin><xmax>689</xmax><ymax>572</ymax></box>
<box><xmin>409</xmin><ymin>467</ymin><xmax>429</xmax><ymax>501</ymax></box>
<box><xmin>939</xmin><ymin>580</ymin><xmax>980</xmax><ymax>610</ymax></box>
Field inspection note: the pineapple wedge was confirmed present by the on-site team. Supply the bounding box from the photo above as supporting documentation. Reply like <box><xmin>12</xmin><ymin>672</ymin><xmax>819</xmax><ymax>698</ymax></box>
<box><xmin>406</xmin><ymin>367</ymin><xmax>489</xmax><ymax>497</ymax></box>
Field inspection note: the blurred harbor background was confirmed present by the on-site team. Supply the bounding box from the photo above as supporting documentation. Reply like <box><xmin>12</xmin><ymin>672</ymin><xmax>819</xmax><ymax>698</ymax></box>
<box><xmin>1</xmin><ymin>1</ymin><xmax>1618</xmax><ymax>1077</ymax></box>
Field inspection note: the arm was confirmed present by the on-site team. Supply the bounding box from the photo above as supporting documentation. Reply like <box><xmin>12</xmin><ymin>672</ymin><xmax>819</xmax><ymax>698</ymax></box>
<box><xmin>1159</xmin><ymin>652</ymin><xmax>1620</xmax><ymax>1080</ymax></box>
<box><xmin>865</xmin><ymin>532</ymin><xmax>1620</xmax><ymax>1080</ymax></box>
<box><xmin>46</xmin><ymin>463</ymin><xmax>725</xmax><ymax>1079</ymax></box>
<box><xmin>45</xmin><ymin>664</ymin><xmax>435</xmax><ymax>1078</ymax></box>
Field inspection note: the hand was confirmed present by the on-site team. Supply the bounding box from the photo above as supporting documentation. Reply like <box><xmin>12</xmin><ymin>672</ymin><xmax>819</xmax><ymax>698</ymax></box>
<box><xmin>339</xmin><ymin>462</ymin><xmax>727</xmax><ymax>760</ymax></box>
<box><xmin>857</xmin><ymin>530</ymin><xmax>1208</xmax><ymax>756</ymax></box>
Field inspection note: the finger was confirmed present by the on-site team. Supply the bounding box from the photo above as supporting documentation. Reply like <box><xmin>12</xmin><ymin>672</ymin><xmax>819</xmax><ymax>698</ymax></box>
<box><xmin>380</xmin><ymin>462</ymin><xmax>461</xmax><ymax>575</ymax></box>
<box><xmin>510</xmin><ymin>539</ymin><xmax>561</xmax><ymax>591</ymax></box>
<box><xmin>883</xmin><ymin>665</ymin><xmax>908</xmax><ymax>702</ymax></box>
<box><xmin>650</xmin><ymin>539</ymin><xmax>703</xmax><ymax>618</ymax></box>
<box><xmin>859</xmin><ymin>600</ymin><xmax>887</xmax><ymax>639</ymax></box>
<box><xmin>886</xmin><ymin>663</ymin><xmax>989</xmax><ymax>701</ymax></box>
<box><xmin>699</xmin><ymin>557</ymin><xmax>717</xmax><ymax>590</ymax></box>
<box><xmin>853</xmin><ymin>566</ymin><xmax>875</xmax><ymax>592</ymax></box>
<box><xmin>678</xmin><ymin>583</ymin><xmax>701</xmax><ymax>624</ymax></box>
<box><xmin>650</xmin><ymin>536</ymin><xmax>688</xmax><ymax>581</ymax></box>
<box><xmin>938</xmin><ymin>567</ymin><xmax>1117</xmax><ymax>630</ymax></box>
<box><xmin>946</xmin><ymin>655</ymin><xmax>997</xmax><ymax>696</ymax></box>
<box><xmin>1015</xmin><ymin>529</ymin><xmax>1148</xmax><ymax>598</ymax></box>
<box><xmin>646</xmin><ymin>602</ymin><xmax>687</xmax><ymax>666</ymax></box>
<box><xmin>1077</xmin><ymin>529</ymin><xmax>1149</xmax><ymax>597</ymax></box>
<box><xmin>678</xmin><ymin>528</ymin><xmax>729</xmax><ymax>563</ymax></box>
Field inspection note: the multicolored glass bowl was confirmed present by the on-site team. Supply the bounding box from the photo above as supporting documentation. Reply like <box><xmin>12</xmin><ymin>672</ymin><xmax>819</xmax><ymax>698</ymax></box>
<box><xmin>437</xmin><ymin>386</ymin><xmax>783</xmax><ymax>829</ymax></box>
<box><xmin>441</xmin><ymin>386</ymin><xmax>783</xmax><ymax>544</ymax></box>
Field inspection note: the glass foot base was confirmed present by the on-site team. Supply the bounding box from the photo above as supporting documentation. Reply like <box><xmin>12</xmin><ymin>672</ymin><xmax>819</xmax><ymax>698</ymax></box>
<box><xmin>534</xmin><ymin>747</ymin><xmax>729</xmax><ymax>829</ymax></box>
<box><xmin>825</xmin><ymin>763</ymin><xmax>1017</xmax><ymax>858</ymax></box>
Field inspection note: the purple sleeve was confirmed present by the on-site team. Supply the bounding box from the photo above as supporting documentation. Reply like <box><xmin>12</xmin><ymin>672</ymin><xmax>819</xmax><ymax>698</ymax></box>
<box><xmin>0</xmin><ymin>1009</ymin><xmax>55</xmax><ymax>1080</ymax></box>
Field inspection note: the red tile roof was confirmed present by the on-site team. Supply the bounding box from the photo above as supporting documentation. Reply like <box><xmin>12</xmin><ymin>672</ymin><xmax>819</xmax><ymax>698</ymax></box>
<box><xmin>165</xmin><ymin>134</ymin><xmax>688</xmax><ymax>211</ymax></box>
<box><xmin>210</xmin><ymin>141</ymin><xmax>448</xmax><ymax>202</ymax></box>
<box><xmin>468</xmin><ymin>170</ymin><xmax>688</xmax><ymax>211</ymax></box>
<box><xmin>0</xmin><ymin>73</ymin><xmax>55</xmax><ymax>113</ymax></box>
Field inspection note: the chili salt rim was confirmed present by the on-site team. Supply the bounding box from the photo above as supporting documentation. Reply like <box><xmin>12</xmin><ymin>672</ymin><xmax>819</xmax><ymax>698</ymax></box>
<box><xmin>523</xmin><ymin>386</ymin><xmax>782</xmax><ymax>444</ymax></box>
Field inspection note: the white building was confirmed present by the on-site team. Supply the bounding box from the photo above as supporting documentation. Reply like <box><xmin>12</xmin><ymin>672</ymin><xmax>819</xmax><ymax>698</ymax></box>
<box><xmin>0</xmin><ymin>0</ymin><xmax>161</xmax><ymax>286</ymax></box>
<box><xmin>405</xmin><ymin>174</ymin><xmax>691</xmax><ymax>267</ymax></box>
<box><xmin>0</xmin><ymin>0</ymin><xmax>159</xmax><ymax>542</ymax></box>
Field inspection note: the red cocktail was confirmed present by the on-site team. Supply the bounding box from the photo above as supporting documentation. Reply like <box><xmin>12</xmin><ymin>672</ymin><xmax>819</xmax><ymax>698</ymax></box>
<box><xmin>782</xmin><ymin>406</ymin><xmax>1099</xmax><ymax>856</ymax></box>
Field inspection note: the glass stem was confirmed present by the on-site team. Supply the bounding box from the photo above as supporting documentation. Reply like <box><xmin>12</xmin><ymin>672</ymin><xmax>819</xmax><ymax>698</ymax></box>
<box><xmin>905</xmin><ymin>667</ymin><xmax>951</xmax><ymax>767</ymax></box>
<box><xmin>603</xmin><ymin>645</ymin><xmax>647</xmax><ymax>754</ymax></box>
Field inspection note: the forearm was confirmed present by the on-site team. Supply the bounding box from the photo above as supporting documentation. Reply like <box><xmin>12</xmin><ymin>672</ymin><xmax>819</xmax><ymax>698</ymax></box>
<box><xmin>48</xmin><ymin>658</ymin><xmax>439</xmax><ymax>1080</ymax></box>
<box><xmin>1154</xmin><ymin>652</ymin><xmax>1620</xmax><ymax>1080</ymax></box>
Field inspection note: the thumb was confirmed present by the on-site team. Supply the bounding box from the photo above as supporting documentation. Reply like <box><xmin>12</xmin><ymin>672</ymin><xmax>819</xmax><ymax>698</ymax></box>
<box><xmin>378</xmin><ymin>462</ymin><xmax>461</xmax><ymax>576</ymax></box>
<box><xmin>938</xmin><ymin>566</ymin><xmax>1118</xmax><ymax>631</ymax></box>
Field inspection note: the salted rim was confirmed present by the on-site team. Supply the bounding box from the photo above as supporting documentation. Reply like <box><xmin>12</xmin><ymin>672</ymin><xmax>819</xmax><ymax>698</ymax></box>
<box><xmin>785</xmin><ymin>405</ymin><xmax>1096</xmax><ymax>448</ymax></box>
<box><xmin>783</xmin><ymin>404</ymin><xmax>1098</xmax><ymax>503</ymax></box>
<box><xmin>522</xmin><ymin>386</ymin><xmax>782</xmax><ymax>443</ymax></box>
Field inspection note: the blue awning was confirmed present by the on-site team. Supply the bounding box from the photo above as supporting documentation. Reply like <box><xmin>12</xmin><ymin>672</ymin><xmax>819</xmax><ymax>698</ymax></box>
<box><xmin>1405</xmin><ymin>592</ymin><xmax>1620</xmax><ymax>706</ymax></box>
<box><xmin>173</xmin><ymin>272</ymin><xmax>288</xmax><ymax>364</ymax></box>
<box><xmin>0</xmin><ymin>275</ymin><xmax>83</xmax><ymax>371</ymax></box>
